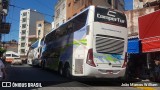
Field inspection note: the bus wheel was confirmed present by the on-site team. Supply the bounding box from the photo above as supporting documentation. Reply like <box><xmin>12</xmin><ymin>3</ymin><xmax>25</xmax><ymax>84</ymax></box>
<box><xmin>149</xmin><ymin>66</ymin><xmax>160</xmax><ymax>82</ymax></box>
<box><xmin>41</xmin><ymin>61</ymin><xmax>45</xmax><ymax>69</ymax></box>
<box><xmin>149</xmin><ymin>71</ymin><xmax>156</xmax><ymax>82</ymax></box>
<box><xmin>58</xmin><ymin>64</ymin><xmax>63</xmax><ymax>76</ymax></box>
<box><xmin>64</xmin><ymin>65</ymin><xmax>71</xmax><ymax>78</ymax></box>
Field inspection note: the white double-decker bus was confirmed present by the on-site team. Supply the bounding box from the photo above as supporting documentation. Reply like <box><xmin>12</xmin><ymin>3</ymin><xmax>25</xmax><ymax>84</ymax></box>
<box><xmin>27</xmin><ymin>38</ymin><xmax>44</xmax><ymax>66</ymax></box>
<box><xmin>41</xmin><ymin>6</ymin><xmax>128</xmax><ymax>78</ymax></box>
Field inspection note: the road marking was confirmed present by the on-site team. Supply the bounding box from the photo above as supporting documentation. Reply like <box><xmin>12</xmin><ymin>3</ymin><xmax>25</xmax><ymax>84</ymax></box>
<box><xmin>134</xmin><ymin>87</ymin><xmax>156</xmax><ymax>90</ymax></box>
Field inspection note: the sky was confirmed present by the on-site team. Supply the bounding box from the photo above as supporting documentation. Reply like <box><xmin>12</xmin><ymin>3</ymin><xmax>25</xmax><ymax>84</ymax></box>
<box><xmin>2</xmin><ymin>0</ymin><xmax>58</xmax><ymax>42</ymax></box>
<box><xmin>2</xmin><ymin>0</ymin><xmax>132</xmax><ymax>42</ymax></box>
<box><xmin>124</xmin><ymin>0</ymin><xmax>133</xmax><ymax>10</ymax></box>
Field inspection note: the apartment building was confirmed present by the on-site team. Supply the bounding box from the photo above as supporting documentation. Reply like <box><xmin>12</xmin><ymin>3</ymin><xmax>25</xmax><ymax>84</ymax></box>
<box><xmin>125</xmin><ymin>6</ymin><xmax>158</xmax><ymax>38</ymax></box>
<box><xmin>18</xmin><ymin>9</ymin><xmax>44</xmax><ymax>57</ymax></box>
<box><xmin>125</xmin><ymin>0</ymin><xmax>160</xmax><ymax>38</ymax></box>
<box><xmin>134</xmin><ymin>0</ymin><xmax>158</xmax><ymax>9</ymax></box>
<box><xmin>54</xmin><ymin>0</ymin><xmax>125</xmax><ymax>29</ymax></box>
<box><xmin>36</xmin><ymin>20</ymin><xmax>52</xmax><ymax>39</ymax></box>
<box><xmin>54</xmin><ymin>0</ymin><xmax>67</xmax><ymax>29</ymax></box>
<box><xmin>66</xmin><ymin>0</ymin><xmax>125</xmax><ymax>20</ymax></box>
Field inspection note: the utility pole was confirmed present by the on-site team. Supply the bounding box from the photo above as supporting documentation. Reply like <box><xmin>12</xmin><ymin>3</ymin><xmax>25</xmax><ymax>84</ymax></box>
<box><xmin>111</xmin><ymin>0</ymin><xmax>114</xmax><ymax>9</ymax></box>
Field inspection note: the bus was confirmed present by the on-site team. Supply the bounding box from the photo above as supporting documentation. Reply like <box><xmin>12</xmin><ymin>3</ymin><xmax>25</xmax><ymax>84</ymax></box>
<box><xmin>27</xmin><ymin>38</ymin><xmax>43</xmax><ymax>66</ymax></box>
<box><xmin>41</xmin><ymin>6</ymin><xmax>128</xmax><ymax>78</ymax></box>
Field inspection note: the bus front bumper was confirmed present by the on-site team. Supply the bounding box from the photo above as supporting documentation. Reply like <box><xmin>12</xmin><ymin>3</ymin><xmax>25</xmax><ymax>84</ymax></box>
<box><xmin>84</xmin><ymin>64</ymin><xmax>126</xmax><ymax>78</ymax></box>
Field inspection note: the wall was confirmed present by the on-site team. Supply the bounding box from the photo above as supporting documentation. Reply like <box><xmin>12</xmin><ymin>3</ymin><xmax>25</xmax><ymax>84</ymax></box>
<box><xmin>36</xmin><ymin>20</ymin><xmax>51</xmax><ymax>39</ymax></box>
<box><xmin>125</xmin><ymin>6</ymin><xmax>158</xmax><ymax>38</ymax></box>
<box><xmin>133</xmin><ymin>0</ymin><xmax>157</xmax><ymax>9</ymax></box>
<box><xmin>66</xmin><ymin>0</ymin><xmax>124</xmax><ymax>21</ymax></box>
<box><xmin>29</xmin><ymin>10</ymin><xmax>44</xmax><ymax>36</ymax></box>
<box><xmin>66</xmin><ymin>0</ymin><xmax>91</xmax><ymax>20</ymax></box>
<box><xmin>54</xmin><ymin>0</ymin><xmax>66</xmax><ymax>29</ymax></box>
<box><xmin>44</xmin><ymin>22</ymin><xmax>52</xmax><ymax>36</ymax></box>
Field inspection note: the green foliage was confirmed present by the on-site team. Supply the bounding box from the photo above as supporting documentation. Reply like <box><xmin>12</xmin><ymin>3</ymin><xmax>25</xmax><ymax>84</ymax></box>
<box><xmin>0</xmin><ymin>47</ymin><xmax>7</xmax><ymax>54</ymax></box>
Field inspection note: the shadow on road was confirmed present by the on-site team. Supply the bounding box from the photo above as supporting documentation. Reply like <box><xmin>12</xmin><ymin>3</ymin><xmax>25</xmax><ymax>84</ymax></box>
<box><xmin>0</xmin><ymin>64</ymin><xmax>146</xmax><ymax>90</ymax></box>
<box><xmin>76</xmin><ymin>78</ymin><xmax>142</xmax><ymax>86</ymax></box>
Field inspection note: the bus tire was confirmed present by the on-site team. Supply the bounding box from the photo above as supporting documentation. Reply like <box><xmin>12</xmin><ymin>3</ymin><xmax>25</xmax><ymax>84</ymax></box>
<box><xmin>149</xmin><ymin>71</ymin><xmax>156</xmax><ymax>82</ymax></box>
<box><xmin>58</xmin><ymin>63</ymin><xmax>63</xmax><ymax>76</ymax></box>
<box><xmin>64</xmin><ymin>64</ymin><xmax>71</xmax><ymax>78</ymax></box>
<box><xmin>149</xmin><ymin>69</ymin><xmax>160</xmax><ymax>82</ymax></box>
<box><xmin>41</xmin><ymin>60</ymin><xmax>45</xmax><ymax>69</ymax></box>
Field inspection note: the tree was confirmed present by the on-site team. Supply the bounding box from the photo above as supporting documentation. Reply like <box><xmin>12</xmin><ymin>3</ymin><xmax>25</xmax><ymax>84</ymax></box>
<box><xmin>0</xmin><ymin>47</ymin><xmax>6</xmax><ymax>54</ymax></box>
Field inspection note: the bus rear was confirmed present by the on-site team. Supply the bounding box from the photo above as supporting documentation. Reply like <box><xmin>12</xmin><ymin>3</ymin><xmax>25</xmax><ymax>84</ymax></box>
<box><xmin>84</xmin><ymin>7</ymin><xmax>128</xmax><ymax>78</ymax></box>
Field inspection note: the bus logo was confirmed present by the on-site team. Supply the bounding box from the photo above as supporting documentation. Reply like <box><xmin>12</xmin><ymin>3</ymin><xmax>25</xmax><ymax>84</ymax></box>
<box><xmin>107</xmin><ymin>11</ymin><xmax>116</xmax><ymax>17</ymax></box>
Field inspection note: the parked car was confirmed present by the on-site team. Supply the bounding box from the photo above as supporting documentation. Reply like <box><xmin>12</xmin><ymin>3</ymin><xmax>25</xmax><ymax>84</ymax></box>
<box><xmin>11</xmin><ymin>58</ymin><xmax>22</xmax><ymax>65</ymax></box>
<box><xmin>5</xmin><ymin>51</ymin><xmax>22</xmax><ymax>65</ymax></box>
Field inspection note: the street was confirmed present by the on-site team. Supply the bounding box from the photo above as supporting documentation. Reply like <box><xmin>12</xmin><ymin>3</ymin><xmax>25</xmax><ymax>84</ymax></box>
<box><xmin>0</xmin><ymin>64</ymin><xmax>159</xmax><ymax>90</ymax></box>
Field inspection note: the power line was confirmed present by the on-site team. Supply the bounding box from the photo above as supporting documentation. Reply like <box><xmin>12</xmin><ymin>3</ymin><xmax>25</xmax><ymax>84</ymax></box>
<box><xmin>9</xmin><ymin>4</ymin><xmax>54</xmax><ymax>17</ymax></box>
<box><xmin>9</xmin><ymin>4</ymin><xmax>25</xmax><ymax>9</ymax></box>
<box><xmin>32</xmin><ymin>0</ymin><xmax>54</xmax><ymax>11</ymax></box>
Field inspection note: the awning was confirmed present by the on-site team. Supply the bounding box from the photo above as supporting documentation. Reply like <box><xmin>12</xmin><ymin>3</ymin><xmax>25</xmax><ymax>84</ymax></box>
<box><xmin>141</xmin><ymin>36</ymin><xmax>160</xmax><ymax>52</ymax></box>
<box><xmin>127</xmin><ymin>38</ymin><xmax>140</xmax><ymax>54</ymax></box>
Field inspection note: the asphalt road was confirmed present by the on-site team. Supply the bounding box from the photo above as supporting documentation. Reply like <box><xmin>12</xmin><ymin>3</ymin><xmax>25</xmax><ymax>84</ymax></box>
<box><xmin>0</xmin><ymin>64</ymin><xmax>159</xmax><ymax>90</ymax></box>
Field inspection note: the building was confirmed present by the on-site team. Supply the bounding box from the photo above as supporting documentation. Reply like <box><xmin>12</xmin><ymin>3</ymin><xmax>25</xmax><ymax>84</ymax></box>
<box><xmin>125</xmin><ymin>0</ymin><xmax>160</xmax><ymax>38</ymax></box>
<box><xmin>54</xmin><ymin>0</ymin><xmax>125</xmax><ymax>29</ymax></box>
<box><xmin>66</xmin><ymin>0</ymin><xmax>125</xmax><ymax>20</ymax></box>
<box><xmin>18</xmin><ymin>9</ymin><xmax>44</xmax><ymax>57</ymax></box>
<box><xmin>36</xmin><ymin>20</ymin><xmax>52</xmax><ymax>40</ymax></box>
<box><xmin>125</xmin><ymin>6</ymin><xmax>158</xmax><ymax>38</ymax></box>
<box><xmin>54</xmin><ymin>0</ymin><xmax>67</xmax><ymax>29</ymax></box>
<box><xmin>1</xmin><ymin>40</ymin><xmax>18</xmax><ymax>53</ymax></box>
<box><xmin>134</xmin><ymin>0</ymin><xmax>159</xmax><ymax>9</ymax></box>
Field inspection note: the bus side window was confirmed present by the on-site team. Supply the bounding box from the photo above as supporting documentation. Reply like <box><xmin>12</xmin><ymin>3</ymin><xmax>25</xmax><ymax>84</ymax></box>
<box><xmin>72</xmin><ymin>10</ymin><xmax>88</xmax><ymax>32</ymax></box>
<box><xmin>55</xmin><ymin>30</ymin><xmax>60</xmax><ymax>39</ymax></box>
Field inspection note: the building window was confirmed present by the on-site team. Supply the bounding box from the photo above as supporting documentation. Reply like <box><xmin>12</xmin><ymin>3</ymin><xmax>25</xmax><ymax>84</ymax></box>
<box><xmin>56</xmin><ymin>23</ymin><xmax>59</xmax><ymax>27</ymax></box>
<box><xmin>38</xmin><ymin>24</ymin><xmax>42</xmax><ymax>27</ymax></box>
<box><xmin>108</xmin><ymin>0</ymin><xmax>112</xmax><ymax>5</ymax></box>
<box><xmin>21</xmin><ymin>43</ymin><xmax>25</xmax><ymax>47</ymax></box>
<box><xmin>62</xmin><ymin>4</ymin><xmax>65</xmax><ymax>9</ymax></box>
<box><xmin>74</xmin><ymin>0</ymin><xmax>79</xmax><ymax>3</ymax></box>
<box><xmin>38</xmin><ymin>30</ymin><xmax>41</xmax><ymax>37</ymax></box>
<box><xmin>21</xmin><ymin>49</ymin><xmax>25</xmax><ymax>53</ymax></box>
<box><xmin>23</xmin><ymin>12</ymin><xmax>27</xmax><ymax>16</ymax></box>
<box><xmin>22</xmin><ymin>30</ymin><xmax>26</xmax><ymax>35</ymax></box>
<box><xmin>68</xmin><ymin>3</ymin><xmax>71</xmax><ymax>7</ymax></box>
<box><xmin>21</xmin><ymin>37</ymin><xmax>25</xmax><ymax>41</ymax></box>
<box><xmin>63</xmin><ymin>19</ymin><xmax>65</xmax><ymax>23</ymax></box>
<box><xmin>22</xmin><ymin>24</ymin><xmax>26</xmax><ymax>28</ymax></box>
<box><xmin>56</xmin><ymin>9</ymin><xmax>60</xmax><ymax>18</ymax></box>
<box><xmin>22</xmin><ymin>18</ymin><xmax>26</xmax><ymax>22</ymax></box>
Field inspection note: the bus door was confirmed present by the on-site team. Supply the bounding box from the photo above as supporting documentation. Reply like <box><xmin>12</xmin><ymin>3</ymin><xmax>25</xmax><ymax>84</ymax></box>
<box><xmin>74</xmin><ymin>45</ymin><xmax>85</xmax><ymax>74</ymax></box>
